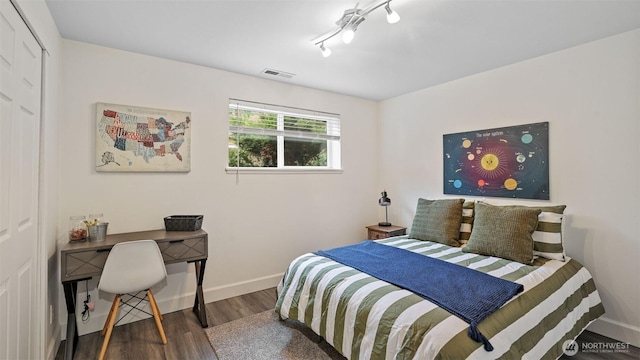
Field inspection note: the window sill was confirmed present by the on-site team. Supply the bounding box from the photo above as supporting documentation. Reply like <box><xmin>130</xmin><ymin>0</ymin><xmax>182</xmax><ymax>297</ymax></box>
<box><xmin>225</xmin><ymin>167</ymin><xmax>343</xmax><ymax>175</ymax></box>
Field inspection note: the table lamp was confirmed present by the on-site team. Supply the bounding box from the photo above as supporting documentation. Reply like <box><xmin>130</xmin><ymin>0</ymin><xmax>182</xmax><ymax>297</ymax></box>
<box><xmin>378</xmin><ymin>190</ymin><xmax>392</xmax><ymax>226</ymax></box>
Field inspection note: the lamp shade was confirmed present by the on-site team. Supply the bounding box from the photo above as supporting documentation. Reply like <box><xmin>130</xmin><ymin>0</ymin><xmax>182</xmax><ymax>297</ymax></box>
<box><xmin>379</xmin><ymin>190</ymin><xmax>391</xmax><ymax>206</ymax></box>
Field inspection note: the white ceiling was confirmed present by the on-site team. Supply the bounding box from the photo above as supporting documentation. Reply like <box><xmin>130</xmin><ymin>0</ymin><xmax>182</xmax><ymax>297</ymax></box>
<box><xmin>45</xmin><ymin>0</ymin><xmax>640</xmax><ymax>101</ymax></box>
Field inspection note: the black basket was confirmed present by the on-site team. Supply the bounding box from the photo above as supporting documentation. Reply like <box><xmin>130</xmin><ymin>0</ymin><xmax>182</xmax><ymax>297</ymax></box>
<box><xmin>164</xmin><ymin>215</ymin><xmax>204</xmax><ymax>231</ymax></box>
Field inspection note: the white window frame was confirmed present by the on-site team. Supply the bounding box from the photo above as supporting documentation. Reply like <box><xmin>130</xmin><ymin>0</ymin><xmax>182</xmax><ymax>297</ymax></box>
<box><xmin>226</xmin><ymin>99</ymin><xmax>342</xmax><ymax>174</ymax></box>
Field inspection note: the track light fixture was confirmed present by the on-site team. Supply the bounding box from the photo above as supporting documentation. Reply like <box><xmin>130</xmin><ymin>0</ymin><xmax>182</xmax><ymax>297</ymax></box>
<box><xmin>312</xmin><ymin>0</ymin><xmax>400</xmax><ymax>57</ymax></box>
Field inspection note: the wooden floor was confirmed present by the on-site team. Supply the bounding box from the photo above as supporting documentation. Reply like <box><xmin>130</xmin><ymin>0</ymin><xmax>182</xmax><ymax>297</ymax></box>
<box><xmin>55</xmin><ymin>288</ymin><xmax>277</xmax><ymax>360</ymax></box>
<box><xmin>56</xmin><ymin>287</ymin><xmax>639</xmax><ymax>360</ymax></box>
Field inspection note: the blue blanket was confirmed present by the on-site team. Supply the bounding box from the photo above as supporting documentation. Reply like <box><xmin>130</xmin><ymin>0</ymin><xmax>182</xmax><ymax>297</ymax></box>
<box><xmin>315</xmin><ymin>241</ymin><xmax>524</xmax><ymax>351</ymax></box>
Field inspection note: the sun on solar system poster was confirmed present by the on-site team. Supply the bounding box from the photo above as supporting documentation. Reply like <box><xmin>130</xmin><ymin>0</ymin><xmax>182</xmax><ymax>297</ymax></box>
<box><xmin>443</xmin><ymin>122</ymin><xmax>549</xmax><ymax>200</ymax></box>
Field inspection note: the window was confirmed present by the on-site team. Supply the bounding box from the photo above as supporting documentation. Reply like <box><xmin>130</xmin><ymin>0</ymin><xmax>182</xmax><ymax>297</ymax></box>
<box><xmin>227</xmin><ymin>99</ymin><xmax>341</xmax><ymax>172</ymax></box>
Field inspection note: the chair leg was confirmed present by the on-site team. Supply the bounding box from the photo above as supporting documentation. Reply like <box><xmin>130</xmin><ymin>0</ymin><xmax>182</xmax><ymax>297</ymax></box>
<box><xmin>99</xmin><ymin>295</ymin><xmax>121</xmax><ymax>360</ymax></box>
<box><xmin>148</xmin><ymin>291</ymin><xmax>162</xmax><ymax>321</ymax></box>
<box><xmin>101</xmin><ymin>296</ymin><xmax>119</xmax><ymax>336</ymax></box>
<box><xmin>147</xmin><ymin>290</ymin><xmax>167</xmax><ymax>344</ymax></box>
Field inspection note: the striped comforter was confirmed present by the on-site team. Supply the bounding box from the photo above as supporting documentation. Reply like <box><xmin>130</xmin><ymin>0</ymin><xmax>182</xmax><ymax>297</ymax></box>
<box><xmin>276</xmin><ymin>237</ymin><xmax>604</xmax><ymax>359</ymax></box>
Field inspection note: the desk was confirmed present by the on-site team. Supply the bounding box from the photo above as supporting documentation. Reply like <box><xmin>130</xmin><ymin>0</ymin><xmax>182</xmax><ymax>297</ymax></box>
<box><xmin>60</xmin><ymin>229</ymin><xmax>208</xmax><ymax>360</ymax></box>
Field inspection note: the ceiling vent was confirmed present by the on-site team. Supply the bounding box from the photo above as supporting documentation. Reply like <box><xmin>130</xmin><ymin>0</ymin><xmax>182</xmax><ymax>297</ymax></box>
<box><xmin>261</xmin><ymin>68</ymin><xmax>295</xmax><ymax>79</ymax></box>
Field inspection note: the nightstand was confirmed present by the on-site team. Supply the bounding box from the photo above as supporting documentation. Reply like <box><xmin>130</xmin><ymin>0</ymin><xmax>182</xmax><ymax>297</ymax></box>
<box><xmin>366</xmin><ymin>225</ymin><xmax>407</xmax><ymax>240</ymax></box>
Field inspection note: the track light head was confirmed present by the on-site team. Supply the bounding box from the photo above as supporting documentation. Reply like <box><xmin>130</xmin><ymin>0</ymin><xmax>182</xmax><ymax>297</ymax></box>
<box><xmin>385</xmin><ymin>2</ymin><xmax>400</xmax><ymax>24</ymax></box>
<box><xmin>320</xmin><ymin>43</ymin><xmax>332</xmax><ymax>57</ymax></box>
<box><xmin>342</xmin><ymin>27</ymin><xmax>356</xmax><ymax>44</ymax></box>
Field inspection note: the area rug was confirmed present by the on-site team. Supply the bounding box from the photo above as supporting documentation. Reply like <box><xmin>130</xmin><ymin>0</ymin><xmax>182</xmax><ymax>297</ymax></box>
<box><xmin>205</xmin><ymin>310</ymin><xmax>346</xmax><ymax>360</ymax></box>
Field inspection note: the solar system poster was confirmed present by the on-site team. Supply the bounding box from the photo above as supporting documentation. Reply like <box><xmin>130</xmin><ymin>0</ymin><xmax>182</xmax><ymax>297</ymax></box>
<box><xmin>443</xmin><ymin>122</ymin><xmax>549</xmax><ymax>200</ymax></box>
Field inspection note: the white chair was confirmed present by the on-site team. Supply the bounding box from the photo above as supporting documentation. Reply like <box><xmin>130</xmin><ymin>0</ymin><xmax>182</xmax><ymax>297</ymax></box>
<box><xmin>97</xmin><ymin>240</ymin><xmax>168</xmax><ymax>360</ymax></box>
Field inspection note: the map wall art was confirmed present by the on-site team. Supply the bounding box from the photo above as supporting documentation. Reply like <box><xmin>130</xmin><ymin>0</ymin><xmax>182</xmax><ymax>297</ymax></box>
<box><xmin>95</xmin><ymin>103</ymin><xmax>191</xmax><ymax>172</ymax></box>
<box><xmin>443</xmin><ymin>122</ymin><xmax>549</xmax><ymax>200</ymax></box>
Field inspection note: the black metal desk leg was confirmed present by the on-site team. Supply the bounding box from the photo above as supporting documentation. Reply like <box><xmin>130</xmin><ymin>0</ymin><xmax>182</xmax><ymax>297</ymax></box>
<box><xmin>192</xmin><ymin>259</ymin><xmax>208</xmax><ymax>327</ymax></box>
<box><xmin>62</xmin><ymin>281</ymin><xmax>79</xmax><ymax>360</ymax></box>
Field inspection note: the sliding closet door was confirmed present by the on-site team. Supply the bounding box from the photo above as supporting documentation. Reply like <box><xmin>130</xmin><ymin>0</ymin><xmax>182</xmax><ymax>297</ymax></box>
<box><xmin>0</xmin><ymin>1</ymin><xmax>43</xmax><ymax>359</ymax></box>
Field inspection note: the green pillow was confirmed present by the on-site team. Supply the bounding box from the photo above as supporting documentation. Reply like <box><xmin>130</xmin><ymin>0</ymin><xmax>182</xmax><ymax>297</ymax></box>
<box><xmin>462</xmin><ymin>202</ymin><xmax>540</xmax><ymax>264</ymax></box>
<box><xmin>409</xmin><ymin>198</ymin><xmax>464</xmax><ymax>246</ymax></box>
<box><xmin>501</xmin><ymin>205</ymin><xmax>567</xmax><ymax>261</ymax></box>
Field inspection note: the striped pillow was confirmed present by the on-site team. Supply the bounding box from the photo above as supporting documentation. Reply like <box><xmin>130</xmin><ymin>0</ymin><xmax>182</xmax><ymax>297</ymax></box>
<box><xmin>459</xmin><ymin>201</ymin><xmax>474</xmax><ymax>246</ymax></box>
<box><xmin>532</xmin><ymin>206</ymin><xmax>566</xmax><ymax>261</ymax></box>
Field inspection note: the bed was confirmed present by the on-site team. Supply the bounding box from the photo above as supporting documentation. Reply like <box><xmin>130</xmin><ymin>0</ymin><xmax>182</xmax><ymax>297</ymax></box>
<box><xmin>275</xmin><ymin>200</ymin><xmax>604</xmax><ymax>359</ymax></box>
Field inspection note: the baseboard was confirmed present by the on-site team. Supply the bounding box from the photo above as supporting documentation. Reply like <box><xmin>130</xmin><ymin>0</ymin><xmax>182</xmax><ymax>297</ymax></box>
<box><xmin>61</xmin><ymin>273</ymin><xmax>284</xmax><ymax>338</ymax></box>
<box><xmin>153</xmin><ymin>272</ymin><xmax>284</xmax><ymax>313</ymax></box>
<box><xmin>47</xmin><ymin>325</ymin><xmax>61</xmax><ymax>360</ymax></box>
<box><xmin>203</xmin><ymin>273</ymin><xmax>283</xmax><ymax>303</ymax></box>
<box><xmin>588</xmin><ymin>316</ymin><xmax>640</xmax><ymax>347</ymax></box>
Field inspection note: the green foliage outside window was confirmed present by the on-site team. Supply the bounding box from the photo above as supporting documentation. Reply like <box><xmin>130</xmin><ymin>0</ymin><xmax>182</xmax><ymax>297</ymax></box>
<box><xmin>284</xmin><ymin>137</ymin><xmax>327</xmax><ymax>166</ymax></box>
<box><xmin>229</xmin><ymin>109</ymin><xmax>329</xmax><ymax>167</ymax></box>
<box><xmin>228</xmin><ymin>134</ymin><xmax>277</xmax><ymax>167</ymax></box>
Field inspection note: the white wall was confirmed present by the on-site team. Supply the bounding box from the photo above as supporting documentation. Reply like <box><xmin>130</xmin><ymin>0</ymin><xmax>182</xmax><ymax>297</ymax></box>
<box><xmin>15</xmin><ymin>0</ymin><xmax>639</xmax><ymax>352</ymax></box>
<box><xmin>379</xmin><ymin>30</ymin><xmax>640</xmax><ymax>346</ymax></box>
<box><xmin>11</xmin><ymin>0</ymin><xmax>62</xmax><ymax>358</ymax></box>
<box><xmin>58</xmin><ymin>40</ymin><xmax>379</xmax><ymax>336</ymax></box>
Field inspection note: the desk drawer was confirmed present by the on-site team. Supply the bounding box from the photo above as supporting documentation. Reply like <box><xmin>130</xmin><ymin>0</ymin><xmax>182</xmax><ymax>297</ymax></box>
<box><xmin>157</xmin><ymin>237</ymin><xmax>207</xmax><ymax>264</ymax></box>
<box><xmin>62</xmin><ymin>249</ymin><xmax>110</xmax><ymax>280</ymax></box>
